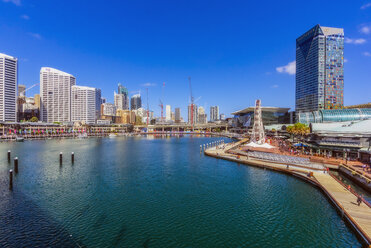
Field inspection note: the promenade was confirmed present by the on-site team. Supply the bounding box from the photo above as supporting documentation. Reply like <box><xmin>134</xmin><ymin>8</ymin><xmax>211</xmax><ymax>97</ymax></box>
<box><xmin>204</xmin><ymin>141</ymin><xmax>371</xmax><ymax>246</ymax></box>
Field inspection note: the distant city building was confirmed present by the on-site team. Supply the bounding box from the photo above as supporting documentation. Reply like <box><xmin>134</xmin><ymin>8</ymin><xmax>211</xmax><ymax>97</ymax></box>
<box><xmin>101</xmin><ymin>97</ymin><xmax>106</xmax><ymax>104</ymax></box>
<box><xmin>71</xmin><ymin>85</ymin><xmax>101</xmax><ymax>124</ymax></box>
<box><xmin>231</xmin><ymin>106</ymin><xmax>290</xmax><ymax>129</ymax></box>
<box><xmin>166</xmin><ymin>105</ymin><xmax>171</xmax><ymax>121</ymax></box>
<box><xmin>296</xmin><ymin>25</ymin><xmax>344</xmax><ymax>113</ymax></box>
<box><xmin>117</xmin><ymin>83</ymin><xmax>129</xmax><ymax>109</ymax></box>
<box><xmin>0</xmin><ymin>53</ymin><xmax>17</xmax><ymax>122</ymax></box>
<box><xmin>34</xmin><ymin>94</ymin><xmax>40</xmax><ymax>109</ymax></box>
<box><xmin>210</xmin><ymin>106</ymin><xmax>219</xmax><ymax>122</ymax></box>
<box><xmin>175</xmin><ymin>107</ymin><xmax>181</xmax><ymax>123</ymax></box>
<box><xmin>220</xmin><ymin>114</ymin><xmax>226</xmax><ymax>120</ymax></box>
<box><xmin>101</xmin><ymin>103</ymin><xmax>116</xmax><ymax>116</ymax></box>
<box><xmin>114</xmin><ymin>92</ymin><xmax>128</xmax><ymax>110</ymax></box>
<box><xmin>188</xmin><ymin>104</ymin><xmax>198</xmax><ymax>124</ymax></box>
<box><xmin>40</xmin><ymin>67</ymin><xmax>76</xmax><ymax>123</ymax></box>
<box><xmin>130</xmin><ymin>94</ymin><xmax>142</xmax><ymax>110</ymax></box>
<box><xmin>198</xmin><ymin>106</ymin><xmax>207</xmax><ymax>124</ymax></box>
<box><xmin>18</xmin><ymin>96</ymin><xmax>39</xmax><ymax>121</ymax></box>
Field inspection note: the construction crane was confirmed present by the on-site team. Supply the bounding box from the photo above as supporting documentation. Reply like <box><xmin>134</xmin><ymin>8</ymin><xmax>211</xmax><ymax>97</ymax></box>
<box><xmin>188</xmin><ymin>76</ymin><xmax>194</xmax><ymax>130</ymax></box>
<box><xmin>20</xmin><ymin>83</ymin><xmax>39</xmax><ymax>96</ymax></box>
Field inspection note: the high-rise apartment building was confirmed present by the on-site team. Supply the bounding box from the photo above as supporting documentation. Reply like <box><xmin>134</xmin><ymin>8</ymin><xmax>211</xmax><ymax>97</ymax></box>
<box><xmin>116</xmin><ymin>83</ymin><xmax>129</xmax><ymax>110</ymax></box>
<box><xmin>71</xmin><ymin>85</ymin><xmax>101</xmax><ymax>124</ymax></box>
<box><xmin>296</xmin><ymin>25</ymin><xmax>344</xmax><ymax>113</ymax></box>
<box><xmin>130</xmin><ymin>94</ymin><xmax>142</xmax><ymax>110</ymax></box>
<box><xmin>188</xmin><ymin>104</ymin><xmax>198</xmax><ymax>124</ymax></box>
<box><xmin>165</xmin><ymin>105</ymin><xmax>171</xmax><ymax>121</ymax></box>
<box><xmin>0</xmin><ymin>53</ymin><xmax>17</xmax><ymax>122</ymax></box>
<box><xmin>101</xmin><ymin>103</ymin><xmax>116</xmax><ymax>116</ymax></box>
<box><xmin>198</xmin><ymin>106</ymin><xmax>207</xmax><ymax>124</ymax></box>
<box><xmin>175</xmin><ymin>107</ymin><xmax>181</xmax><ymax>123</ymax></box>
<box><xmin>210</xmin><ymin>106</ymin><xmax>219</xmax><ymax>122</ymax></box>
<box><xmin>40</xmin><ymin>67</ymin><xmax>76</xmax><ymax>123</ymax></box>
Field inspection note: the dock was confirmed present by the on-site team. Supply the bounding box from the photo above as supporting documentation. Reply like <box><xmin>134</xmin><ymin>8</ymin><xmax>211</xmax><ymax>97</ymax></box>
<box><xmin>204</xmin><ymin>142</ymin><xmax>371</xmax><ymax>246</ymax></box>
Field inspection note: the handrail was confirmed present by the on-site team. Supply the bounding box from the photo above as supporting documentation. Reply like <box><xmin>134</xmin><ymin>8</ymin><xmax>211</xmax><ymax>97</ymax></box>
<box><xmin>340</xmin><ymin>163</ymin><xmax>371</xmax><ymax>181</ymax></box>
<box><xmin>329</xmin><ymin>173</ymin><xmax>371</xmax><ymax>208</ymax></box>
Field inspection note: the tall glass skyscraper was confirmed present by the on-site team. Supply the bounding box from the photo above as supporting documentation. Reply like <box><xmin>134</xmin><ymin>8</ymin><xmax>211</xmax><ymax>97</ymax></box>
<box><xmin>296</xmin><ymin>25</ymin><xmax>344</xmax><ymax>113</ymax></box>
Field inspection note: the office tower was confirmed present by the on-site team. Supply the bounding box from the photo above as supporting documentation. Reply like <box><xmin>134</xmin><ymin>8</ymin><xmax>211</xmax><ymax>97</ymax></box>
<box><xmin>40</xmin><ymin>67</ymin><xmax>75</xmax><ymax>123</ymax></box>
<box><xmin>117</xmin><ymin>83</ymin><xmax>129</xmax><ymax>109</ymax></box>
<box><xmin>188</xmin><ymin>104</ymin><xmax>198</xmax><ymax>124</ymax></box>
<box><xmin>101</xmin><ymin>103</ymin><xmax>116</xmax><ymax>116</ymax></box>
<box><xmin>34</xmin><ymin>94</ymin><xmax>40</xmax><ymax>109</ymax></box>
<box><xmin>18</xmin><ymin>84</ymin><xmax>26</xmax><ymax>97</ymax></box>
<box><xmin>210</xmin><ymin>106</ymin><xmax>220</xmax><ymax>122</ymax></box>
<box><xmin>71</xmin><ymin>86</ymin><xmax>101</xmax><ymax>124</ymax></box>
<box><xmin>198</xmin><ymin>106</ymin><xmax>207</xmax><ymax>124</ymax></box>
<box><xmin>175</xmin><ymin>107</ymin><xmax>181</xmax><ymax>123</ymax></box>
<box><xmin>296</xmin><ymin>25</ymin><xmax>344</xmax><ymax>112</ymax></box>
<box><xmin>0</xmin><ymin>53</ymin><xmax>17</xmax><ymax>122</ymax></box>
<box><xmin>165</xmin><ymin>105</ymin><xmax>171</xmax><ymax>121</ymax></box>
<box><xmin>114</xmin><ymin>92</ymin><xmax>126</xmax><ymax>110</ymax></box>
<box><xmin>95</xmin><ymin>89</ymin><xmax>102</xmax><ymax>120</ymax></box>
<box><xmin>220</xmin><ymin>114</ymin><xmax>226</xmax><ymax>120</ymax></box>
<box><xmin>130</xmin><ymin>94</ymin><xmax>142</xmax><ymax>110</ymax></box>
<box><xmin>101</xmin><ymin>97</ymin><xmax>106</xmax><ymax>104</ymax></box>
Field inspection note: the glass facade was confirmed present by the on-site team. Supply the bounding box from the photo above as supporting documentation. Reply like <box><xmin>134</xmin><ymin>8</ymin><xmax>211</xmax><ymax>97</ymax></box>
<box><xmin>233</xmin><ymin>111</ymin><xmax>290</xmax><ymax>128</ymax></box>
<box><xmin>296</xmin><ymin>25</ymin><xmax>344</xmax><ymax>113</ymax></box>
<box><xmin>298</xmin><ymin>108</ymin><xmax>371</xmax><ymax>124</ymax></box>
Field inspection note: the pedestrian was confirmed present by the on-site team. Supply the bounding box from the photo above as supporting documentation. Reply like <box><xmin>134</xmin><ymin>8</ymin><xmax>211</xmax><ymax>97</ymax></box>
<box><xmin>357</xmin><ymin>195</ymin><xmax>363</xmax><ymax>206</ymax></box>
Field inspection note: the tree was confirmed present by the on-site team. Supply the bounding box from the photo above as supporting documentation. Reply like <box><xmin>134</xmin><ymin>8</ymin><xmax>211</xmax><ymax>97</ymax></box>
<box><xmin>29</xmin><ymin>116</ymin><xmax>38</xmax><ymax>122</ymax></box>
<box><xmin>286</xmin><ymin>123</ymin><xmax>310</xmax><ymax>142</ymax></box>
<box><xmin>135</xmin><ymin>116</ymin><xmax>143</xmax><ymax>125</ymax></box>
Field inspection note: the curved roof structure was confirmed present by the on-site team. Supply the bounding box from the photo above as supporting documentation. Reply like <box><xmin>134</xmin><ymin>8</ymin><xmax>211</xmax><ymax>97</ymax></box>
<box><xmin>298</xmin><ymin>108</ymin><xmax>371</xmax><ymax>124</ymax></box>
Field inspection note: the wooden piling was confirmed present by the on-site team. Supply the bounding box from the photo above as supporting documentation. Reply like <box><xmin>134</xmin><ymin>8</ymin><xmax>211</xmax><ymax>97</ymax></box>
<box><xmin>71</xmin><ymin>152</ymin><xmax>74</xmax><ymax>163</ymax></box>
<box><xmin>7</xmin><ymin>150</ymin><xmax>11</xmax><ymax>162</ymax></box>
<box><xmin>60</xmin><ymin>152</ymin><xmax>63</xmax><ymax>164</ymax></box>
<box><xmin>14</xmin><ymin>157</ymin><xmax>18</xmax><ymax>174</ymax></box>
<box><xmin>9</xmin><ymin>170</ymin><xmax>13</xmax><ymax>190</ymax></box>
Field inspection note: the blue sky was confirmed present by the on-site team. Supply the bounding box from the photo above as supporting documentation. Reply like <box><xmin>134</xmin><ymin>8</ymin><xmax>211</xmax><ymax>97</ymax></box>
<box><xmin>0</xmin><ymin>0</ymin><xmax>370</xmax><ymax>118</ymax></box>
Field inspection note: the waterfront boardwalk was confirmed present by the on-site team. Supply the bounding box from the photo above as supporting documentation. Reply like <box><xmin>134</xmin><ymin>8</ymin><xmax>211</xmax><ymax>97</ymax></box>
<box><xmin>204</xmin><ymin>141</ymin><xmax>371</xmax><ymax>246</ymax></box>
<box><xmin>314</xmin><ymin>172</ymin><xmax>371</xmax><ymax>243</ymax></box>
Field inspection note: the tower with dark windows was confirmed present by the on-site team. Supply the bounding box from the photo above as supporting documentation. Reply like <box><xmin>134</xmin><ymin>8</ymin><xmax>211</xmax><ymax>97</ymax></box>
<box><xmin>296</xmin><ymin>25</ymin><xmax>344</xmax><ymax>113</ymax></box>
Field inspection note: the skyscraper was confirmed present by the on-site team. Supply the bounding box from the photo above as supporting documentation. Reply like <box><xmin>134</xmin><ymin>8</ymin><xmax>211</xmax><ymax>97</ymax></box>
<box><xmin>188</xmin><ymin>104</ymin><xmax>198</xmax><ymax>124</ymax></box>
<box><xmin>296</xmin><ymin>25</ymin><xmax>344</xmax><ymax>113</ymax></box>
<box><xmin>40</xmin><ymin>67</ymin><xmax>76</xmax><ymax>123</ymax></box>
<box><xmin>165</xmin><ymin>105</ymin><xmax>171</xmax><ymax>121</ymax></box>
<box><xmin>0</xmin><ymin>53</ymin><xmax>17</xmax><ymax>122</ymax></box>
<box><xmin>210</xmin><ymin>106</ymin><xmax>219</xmax><ymax>122</ymax></box>
<box><xmin>71</xmin><ymin>85</ymin><xmax>100</xmax><ymax>124</ymax></box>
<box><xmin>198</xmin><ymin>106</ymin><xmax>207</xmax><ymax>124</ymax></box>
<box><xmin>175</xmin><ymin>107</ymin><xmax>181</xmax><ymax>123</ymax></box>
<box><xmin>114</xmin><ymin>92</ymin><xmax>127</xmax><ymax>110</ymax></box>
<box><xmin>117</xmin><ymin>83</ymin><xmax>129</xmax><ymax>109</ymax></box>
<box><xmin>130</xmin><ymin>94</ymin><xmax>142</xmax><ymax>110</ymax></box>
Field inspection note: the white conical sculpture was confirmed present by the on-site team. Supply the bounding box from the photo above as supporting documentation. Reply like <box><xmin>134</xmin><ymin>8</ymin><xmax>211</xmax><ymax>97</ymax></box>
<box><xmin>251</xmin><ymin>99</ymin><xmax>265</xmax><ymax>144</ymax></box>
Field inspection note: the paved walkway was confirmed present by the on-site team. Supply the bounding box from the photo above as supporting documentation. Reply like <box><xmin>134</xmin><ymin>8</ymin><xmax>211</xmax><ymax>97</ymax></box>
<box><xmin>314</xmin><ymin>173</ymin><xmax>371</xmax><ymax>243</ymax></box>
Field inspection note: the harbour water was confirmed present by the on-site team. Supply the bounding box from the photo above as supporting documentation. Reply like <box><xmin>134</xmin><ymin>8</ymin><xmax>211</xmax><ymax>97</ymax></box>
<box><xmin>0</xmin><ymin>136</ymin><xmax>362</xmax><ymax>247</ymax></box>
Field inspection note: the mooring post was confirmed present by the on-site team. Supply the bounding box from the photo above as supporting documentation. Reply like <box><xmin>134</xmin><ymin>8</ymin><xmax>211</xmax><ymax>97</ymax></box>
<box><xmin>7</xmin><ymin>150</ymin><xmax>11</xmax><ymax>162</ymax></box>
<box><xmin>60</xmin><ymin>152</ymin><xmax>63</xmax><ymax>164</ymax></box>
<box><xmin>9</xmin><ymin>169</ymin><xmax>13</xmax><ymax>190</ymax></box>
<box><xmin>71</xmin><ymin>152</ymin><xmax>74</xmax><ymax>163</ymax></box>
<box><xmin>200</xmin><ymin>145</ymin><xmax>202</xmax><ymax>152</ymax></box>
<box><xmin>14</xmin><ymin>157</ymin><xmax>18</xmax><ymax>174</ymax></box>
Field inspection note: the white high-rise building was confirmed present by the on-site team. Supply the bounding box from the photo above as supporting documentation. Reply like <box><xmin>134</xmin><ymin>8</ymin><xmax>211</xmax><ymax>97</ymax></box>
<box><xmin>210</xmin><ymin>106</ymin><xmax>220</xmax><ymax>122</ymax></box>
<box><xmin>165</xmin><ymin>105</ymin><xmax>171</xmax><ymax>121</ymax></box>
<box><xmin>71</xmin><ymin>85</ymin><xmax>101</xmax><ymax>124</ymax></box>
<box><xmin>114</xmin><ymin>91</ymin><xmax>129</xmax><ymax>110</ymax></box>
<box><xmin>40</xmin><ymin>67</ymin><xmax>75</xmax><ymax>123</ymax></box>
<box><xmin>0</xmin><ymin>53</ymin><xmax>17</xmax><ymax>122</ymax></box>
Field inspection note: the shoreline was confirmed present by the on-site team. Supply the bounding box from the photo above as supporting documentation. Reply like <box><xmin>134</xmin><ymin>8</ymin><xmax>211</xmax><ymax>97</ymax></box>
<box><xmin>204</xmin><ymin>143</ymin><xmax>371</xmax><ymax>246</ymax></box>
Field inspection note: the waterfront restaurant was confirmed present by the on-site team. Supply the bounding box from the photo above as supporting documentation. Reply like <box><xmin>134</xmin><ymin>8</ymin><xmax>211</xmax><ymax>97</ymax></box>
<box><xmin>231</xmin><ymin>106</ymin><xmax>291</xmax><ymax>132</ymax></box>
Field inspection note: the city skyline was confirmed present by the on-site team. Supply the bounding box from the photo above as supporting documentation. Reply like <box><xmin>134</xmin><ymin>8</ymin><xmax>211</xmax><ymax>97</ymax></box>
<box><xmin>1</xmin><ymin>1</ymin><xmax>371</xmax><ymax>119</ymax></box>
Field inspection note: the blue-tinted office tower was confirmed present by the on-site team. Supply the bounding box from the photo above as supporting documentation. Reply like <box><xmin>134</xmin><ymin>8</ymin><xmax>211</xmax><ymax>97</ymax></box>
<box><xmin>296</xmin><ymin>25</ymin><xmax>344</xmax><ymax>113</ymax></box>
